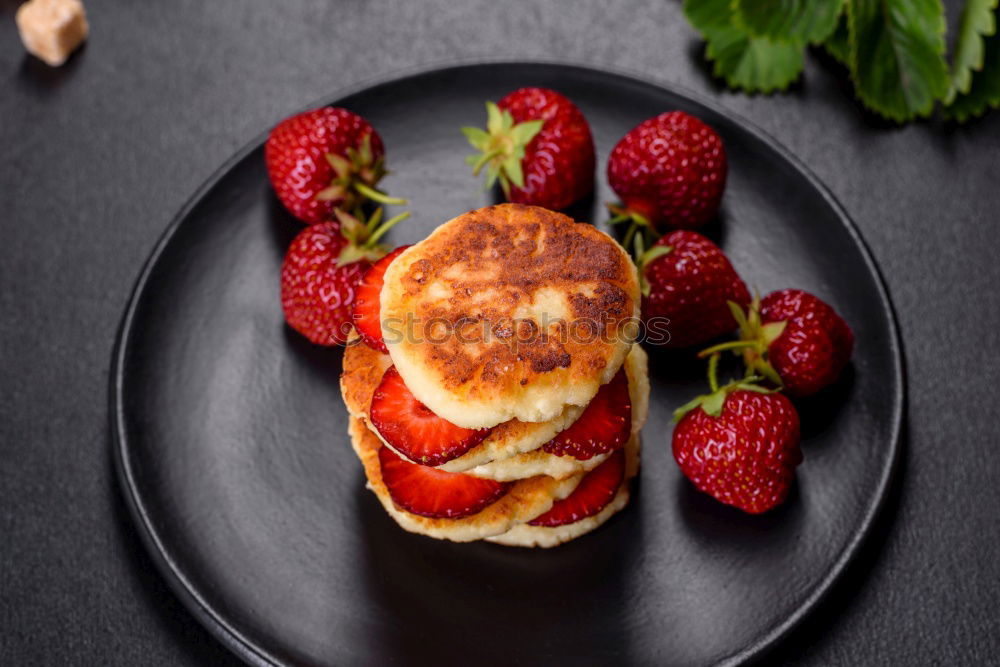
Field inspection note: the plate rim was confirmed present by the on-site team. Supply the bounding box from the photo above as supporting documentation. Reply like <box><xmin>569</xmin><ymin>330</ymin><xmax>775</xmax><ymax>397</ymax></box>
<box><xmin>110</xmin><ymin>58</ymin><xmax>906</xmax><ymax>667</ymax></box>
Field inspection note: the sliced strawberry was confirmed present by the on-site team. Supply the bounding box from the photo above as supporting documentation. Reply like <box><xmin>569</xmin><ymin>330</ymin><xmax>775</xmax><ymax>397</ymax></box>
<box><xmin>542</xmin><ymin>367</ymin><xmax>631</xmax><ymax>460</ymax></box>
<box><xmin>370</xmin><ymin>366</ymin><xmax>492</xmax><ymax>466</ymax></box>
<box><xmin>378</xmin><ymin>445</ymin><xmax>511</xmax><ymax>519</ymax></box>
<box><xmin>352</xmin><ymin>244</ymin><xmax>410</xmax><ymax>353</ymax></box>
<box><xmin>528</xmin><ymin>449</ymin><xmax>626</xmax><ymax>527</ymax></box>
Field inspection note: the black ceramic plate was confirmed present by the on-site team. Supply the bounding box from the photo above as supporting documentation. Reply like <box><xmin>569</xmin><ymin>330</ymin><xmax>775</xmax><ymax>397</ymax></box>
<box><xmin>112</xmin><ymin>63</ymin><xmax>903</xmax><ymax>666</ymax></box>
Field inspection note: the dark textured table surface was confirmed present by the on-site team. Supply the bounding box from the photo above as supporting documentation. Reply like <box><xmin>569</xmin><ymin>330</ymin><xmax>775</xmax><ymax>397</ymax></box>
<box><xmin>2</xmin><ymin>1</ymin><xmax>998</xmax><ymax>665</ymax></box>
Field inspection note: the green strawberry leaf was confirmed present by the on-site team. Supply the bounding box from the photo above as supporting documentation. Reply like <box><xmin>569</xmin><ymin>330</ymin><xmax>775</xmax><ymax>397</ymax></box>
<box><xmin>734</xmin><ymin>0</ymin><xmax>844</xmax><ymax>45</ymax></box>
<box><xmin>824</xmin><ymin>13</ymin><xmax>851</xmax><ymax>64</ymax></box>
<box><xmin>706</xmin><ymin>26</ymin><xmax>806</xmax><ymax>92</ymax></box>
<box><xmin>509</xmin><ymin>119</ymin><xmax>544</xmax><ymax>145</ymax></box>
<box><xmin>684</xmin><ymin>0</ymin><xmax>805</xmax><ymax>93</ymax></box>
<box><xmin>461</xmin><ymin>126</ymin><xmax>490</xmax><ymax>149</ymax></box>
<box><xmin>946</xmin><ymin>0</ymin><xmax>998</xmax><ymax>103</ymax></box>
<box><xmin>945</xmin><ymin>19</ymin><xmax>1000</xmax><ymax>121</ymax></box>
<box><xmin>846</xmin><ymin>0</ymin><xmax>950</xmax><ymax>121</ymax></box>
<box><xmin>485</xmin><ymin>101</ymin><xmax>505</xmax><ymax>135</ymax></box>
<box><xmin>700</xmin><ymin>390</ymin><xmax>727</xmax><ymax>417</ymax></box>
<box><xmin>683</xmin><ymin>0</ymin><xmax>732</xmax><ymax>33</ymax></box>
<box><xmin>502</xmin><ymin>154</ymin><xmax>525</xmax><ymax>189</ymax></box>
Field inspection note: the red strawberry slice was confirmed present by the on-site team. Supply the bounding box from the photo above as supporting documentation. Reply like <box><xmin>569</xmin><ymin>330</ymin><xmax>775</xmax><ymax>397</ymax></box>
<box><xmin>370</xmin><ymin>366</ymin><xmax>493</xmax><ymax>466</ymax></box>
<box><xmin>528</xmin><ymin>449</ymin><xmax>626</xmax><ymax>527</ymax></box>
<box><xmin>378</xmin><ymin>445</ymin><xmax>511</xmax><ymax>519</ymax></box>
<box><xmin>542</xmin><ymin>367</ymin><xmax>631</xmax><ymax>460</ymax></box>
<box><xmin>352</xmin><ymin>244</ymin><xmax>410</xmax><ymax>353</ymax></box>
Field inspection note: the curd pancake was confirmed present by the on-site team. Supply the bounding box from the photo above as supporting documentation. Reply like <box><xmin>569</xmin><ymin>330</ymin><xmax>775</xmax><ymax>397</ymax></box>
<box><xmin>339</xmin><ymin>337</ymin><xmax>393</xmax><ymax>419</ymax></box>
<box><xmin>340</xmin><ymin>340</ymin><xmax>649</xmax><ymax>475</ymax></box>
<box><xmin>467</xmin><ymin>345</ymin><xmax>649</xmax><ymax>481</ymax></box>
<box><xmin>487</xmin><ymin>487</ymin><xmax>630</xmax><ymax>548</ymax></box>
<box><xmin>348</xmin><ymin>417</ymin><xmax>582</xmax><ymax>542</ymax></box>
<box><xmin>379</xmin><ymin>203</ymin><xmax>641</xmax><ymax>429</ymax></box>
<box><xmin>341</xmin><ymin>339</ymin><xmax>583</xmax><ymax>471</ymax></box>
<box><xmin>487</xmin><ymin>433</ymin><xmax>641</xmax><ymax>548</ymax></box>
<box><xmin>466</xmin><ymin>449</ymin><xmax>610</xmax><ymax>482</ymax></box>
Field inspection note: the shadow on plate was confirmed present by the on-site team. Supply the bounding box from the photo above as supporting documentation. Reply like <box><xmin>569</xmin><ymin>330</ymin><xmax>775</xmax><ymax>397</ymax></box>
<box><xmin>266</xmin><ymin>192</ymin><xmax>303</xmax><ymax>260</ymax></box>
<box><xmin>281</xmin><ymin>326</ymin><xmax>345</xmax><ymax>382</ymax></box>
<box><xmin>354</xmin><ymin>471</ymin><xmax>644</xmax><ymax>664</ymax></box>
<box><xmin>753</xmin><ymin>423</ymin><xmax>908</xmax><ymax>664</ymax></box>
<box><xmin>675</xmin><ymin>475</ymin><xmax>804</xmax><ymax>547</ymax></box>
<box><xmin>795</xmin><ymin>364</ymin><xmax>855</xmax><ymax>442</ymax></box>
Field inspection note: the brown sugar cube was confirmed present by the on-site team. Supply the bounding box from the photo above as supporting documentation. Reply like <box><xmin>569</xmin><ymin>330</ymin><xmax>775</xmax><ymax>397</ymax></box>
<box><xmin>15</xmin><ymin>0</ymin><xmax>89</xmax><ymax>67</ymax></box>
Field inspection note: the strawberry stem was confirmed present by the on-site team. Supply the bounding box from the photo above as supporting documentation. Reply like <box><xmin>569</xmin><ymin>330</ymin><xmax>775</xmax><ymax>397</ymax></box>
<box><xmin>698</xmin><ymin>339</ymin><xmax>760</xmax><ymax>358</ymax></box>
<box><xmin>607</xmin><ymin>204</ymin><xmax>663</xmax><ymax>271</ymax></box>
<box><xmin>707</xmin><ymin>353</ymin><xmax>721</xmax><ymax>393</ymax></box>
<box><xmin>355</xmin><ymin>182</ymin><xmax>406</xmax><ymax>206</ymax></box>
<box><xmin>622</xmin><ymin>223</ymin><xmax>638</xmax><ymax>255</ymax></box>
<box><xmin>674</xmin><ymin>360</ymin><xmax>776</xmax><ymax>423</ymax></box>
<box><xmin>366</xmin><ymin>211</ymin><xmax>411</xmax><ymax>247</ymax></box>
<box><xmin>720</xmin><ymin>297</ymin><xmax>788</xmax><ymax>388</ymax></box>
<box><xmin>471</xmin><ymin>148</ymin><xmax>505</xmax><ymax>175</ymax></box>
<box><xmin>633</xmin><ymin>244</ymin><xmax>673</xmax><ymax>298</ymax></box>
<box><xmin>363</xmin><ymin>206</ymin><xmax>383</xmax><ymax>235</ymax></box>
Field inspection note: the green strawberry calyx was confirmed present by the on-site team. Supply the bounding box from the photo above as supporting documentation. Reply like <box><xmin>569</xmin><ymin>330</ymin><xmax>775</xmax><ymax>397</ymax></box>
<box><xmin>633</xmin><ymin>238</ymin><xmax>673</xmax><ymax>297</ymax></box>
<box><xmin>316</xmin><ymin>133</ymin><xmax>406</xmax><ymax>211</ymax></box>
<box><xmin>673</xmin><ymin>352</ymin><xmax>776</xmax><ymax>422</ymax></box>
<box><xmin>461</xmin><ymin>101</ymin><xmax>544</xmax><ymax>198</ymax></box>
<box><xmin>335</xmin><ymin>206</ymin><xmax>411</xmax><ymax>266</ymax></box>
<box><xmin>607</xmin><ymin>200</ymin><xmax>660</xmax><ymax>232</ymax></box>
<box><xmin>608</xmin><ymin>204</ymin><xmax>664</xmax><ymax>285</ymax></box>
<box><xmin>699</xmin><ymin>297</ymin><xmax>788</xmax><ymax>387</ymax></box>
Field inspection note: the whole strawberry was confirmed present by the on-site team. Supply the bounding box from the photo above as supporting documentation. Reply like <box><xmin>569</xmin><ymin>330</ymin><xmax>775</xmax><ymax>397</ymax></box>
<box><xmin>462</xmin><ymin>88</ymin><xmax>595</xmax><ymax>210</ymax></box>
<box><xmin>722</xmin><ymin>289</ymin><xmax>854</xmax><ymax>397</ymax></box>
<box><xmin>281</xmin><ymin>208</ymin><xmax>409</xmax><ymax>345</ymax></box>
<box><xmin>673</xmin><ymin>366</ymin><xmax>802</xmax><ymax>514</ymax></box>
<box><xmin>639</xmin><ymin>230</ymin><xmax>749</xmax><ymax>348</ymax></box>
<box><xmin>265</xmin><ymin>107</ymin><xmax>401</xmax><ymax>225</ymax></box>
<box><xmin>607</xmin><ymin>111</ymin><xmax>726</xmax><ymax>230</ymax></box>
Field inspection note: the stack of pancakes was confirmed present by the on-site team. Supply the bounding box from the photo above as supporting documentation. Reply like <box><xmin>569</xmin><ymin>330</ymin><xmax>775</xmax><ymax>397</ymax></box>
<box><xmin>340</xmin><ymin>204</ymin><xmax>648</xmax><ymax>547</ymax></box>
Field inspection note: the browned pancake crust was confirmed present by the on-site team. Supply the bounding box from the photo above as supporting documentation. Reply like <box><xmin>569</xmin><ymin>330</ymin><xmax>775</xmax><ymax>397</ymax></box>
<box><xmin>340</xmin><ymin>338</ymin><xmax>392</xmax><ymax>417</ymax></box>
<box><xmin>381</xmin><ymin>204</ymin><xmax>640</xmax><ymax>425</ymax></box>
<box><xmin>347</xmin><ymin>417</ymin><xmax>581</xmax><ymax>542</ymax></box>
<box><xmin>340</xmin><ymin>339</ymin><xmax>585</xmax><ymax>473</ymax></box>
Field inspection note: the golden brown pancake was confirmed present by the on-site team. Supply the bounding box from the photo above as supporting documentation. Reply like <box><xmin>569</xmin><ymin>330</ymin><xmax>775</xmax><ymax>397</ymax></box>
<box><xmin>340</xmin><ymin>339</ymin><xmax>582</xmax><ymax>472</ymax></box>
<box><xmin>466</xmin><ymin>449</ymin><xmax>610</xmax><ymax>482</ymax></box>
<box><xmin>339</xmin><ymin>338</ymin><xmax>393</xmax><ymax>418</ymax></box>
<box><xmin>347</xmin><ymin>417</ymin><xmax>582</xmax><ymax>542</ymax></box>
<box><xmin>486</xmin><ymin>431</ymin><xmax>641</xmax><ymax>548</ymax></box>
<box><xmin>486</xmin><ymin>486</ymin><xmax>630</xmax><ymax>548</ymax></box>
<box><xmin>340</xmin><ymin>340</ymin><xmax>649</xmax><ymax>479</ymax></box>
<box><xmin>379</xmin><ymin>204</ymin><xmax>641</xmax><ymax>429</ymax></box>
